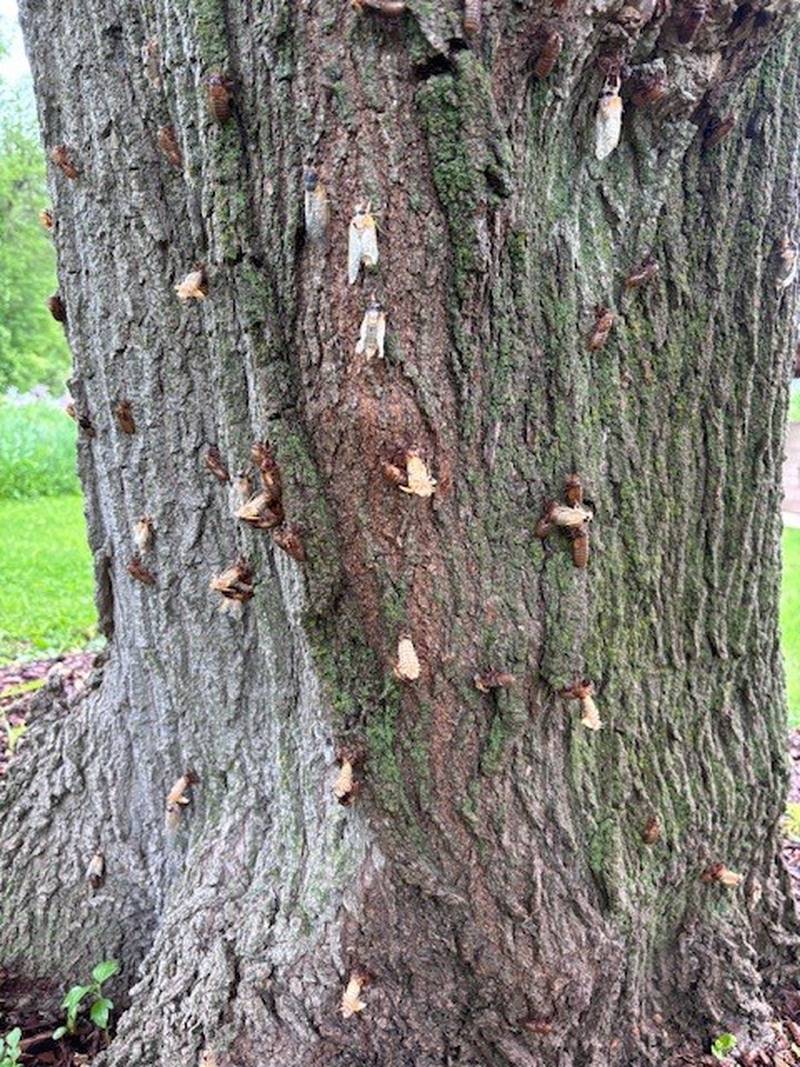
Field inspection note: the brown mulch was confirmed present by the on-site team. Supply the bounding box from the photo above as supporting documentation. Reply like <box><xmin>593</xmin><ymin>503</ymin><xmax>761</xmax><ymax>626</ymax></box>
<box><xmin>0</xmin><ymin>652</ymin><xmax>96</xmax><ymax>776</ymax></box>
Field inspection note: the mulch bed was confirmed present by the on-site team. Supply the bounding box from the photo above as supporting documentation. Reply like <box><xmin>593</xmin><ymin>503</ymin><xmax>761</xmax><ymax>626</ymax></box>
<box><xmin>0</xmin><ymin>652</ymin><xmax>95</xmax><ymax>776</ymax></box>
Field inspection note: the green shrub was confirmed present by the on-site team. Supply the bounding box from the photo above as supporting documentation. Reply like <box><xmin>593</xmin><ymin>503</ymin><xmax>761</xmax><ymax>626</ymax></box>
<box><xmin>0</xmin><ymin>400</ymin><xmax>79</xmax><ymax>499</ymax></box>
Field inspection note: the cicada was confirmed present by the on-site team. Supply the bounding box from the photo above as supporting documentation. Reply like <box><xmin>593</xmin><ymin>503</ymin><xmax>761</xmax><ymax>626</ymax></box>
<box><xmin>348</xmin><ymin>201</ymin><xmax>379</xmax><ymax>285</ymax></box>
<box><xmin>355</xmin><ymin>297</ymin><xmax>386</xmax><ymax>360</ymax></box>
<box><xmin>595</xmin><ymin>77</ymin><xmax>623</xmax><ymax>161</ymax></box>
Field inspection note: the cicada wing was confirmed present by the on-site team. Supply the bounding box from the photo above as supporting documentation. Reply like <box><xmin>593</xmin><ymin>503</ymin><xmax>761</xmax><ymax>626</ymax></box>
<box><xmin>360</xmin><ymin>222</ymin><xmax>379</xmax><ymax>270</ymax></box>
<box><xmin>348</xmin><ymin>222</ymin><xmax>363</xmax><ymax>285</ymax></box>
<box><xmin>595</xmin><ymin>95</ymin><xmax>623</xmax><ymax>161</ymax></box>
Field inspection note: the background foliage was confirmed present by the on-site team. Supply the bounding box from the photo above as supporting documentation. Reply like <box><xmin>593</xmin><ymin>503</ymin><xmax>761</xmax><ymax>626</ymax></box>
<box><xmin>0</xmin><ymin>51</ymin><xmax>69</xmax><ymax>393</ymax></box>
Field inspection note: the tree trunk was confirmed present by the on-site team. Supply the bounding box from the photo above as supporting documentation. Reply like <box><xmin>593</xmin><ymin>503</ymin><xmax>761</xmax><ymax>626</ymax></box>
<box><xmin>3</xmin><ymin>0</ymin><xmax>800</xmax><ymax>1063</ymax></box>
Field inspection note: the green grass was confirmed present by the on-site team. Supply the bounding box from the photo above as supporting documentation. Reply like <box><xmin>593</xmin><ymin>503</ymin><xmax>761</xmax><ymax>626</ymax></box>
<box><xmin>0</xmin><ymin>400</ymin><xmax>79</xmax><ymax>500</ymax></box>
<box><xmin>0</xmin><ymin>494</ymin><xmax>96</xmax><ymax>662</ymax></box>
<box><xmin>789</xmin><ymin>388</ymin><xmax>800</xmax><ymax>424</ymax></box>
<box><xmin>782</xmin><ymin>527</ymin><xmax>800</xmax><ymax>727</ymax></box>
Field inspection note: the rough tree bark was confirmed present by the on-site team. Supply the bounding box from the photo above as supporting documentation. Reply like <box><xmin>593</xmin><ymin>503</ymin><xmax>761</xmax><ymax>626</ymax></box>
<box><xmin>2</xmin><ymin>0</ymin><xmax>800</xmax><ymax>1063</ymax></box>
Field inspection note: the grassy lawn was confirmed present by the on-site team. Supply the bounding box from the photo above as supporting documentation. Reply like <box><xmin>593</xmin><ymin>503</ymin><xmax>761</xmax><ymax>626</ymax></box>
<box><xmin>0</xmin><ymin>493</ymin><xmax>96</xmax><ymax>662</ymax></box>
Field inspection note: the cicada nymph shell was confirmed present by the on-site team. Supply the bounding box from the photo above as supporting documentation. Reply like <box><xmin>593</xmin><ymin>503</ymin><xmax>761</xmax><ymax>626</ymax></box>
<box><xmin>142</xmin><ymin>37</ymin><xmax>161</xmax><ymax>88</ymax></box>
<box><xmin>303</xmin><ymin>167</ymin><xmax>329</xmax><ymax>243</ymax></box>
<box><xmin>348</xmin><ymin>201</ymin><xmax>379</xmax><ymax>285</ymax></box>
<box><xmin>114</xmin><ymin>400</ymin><xmax>136</xmax><ymax>434</ymax></box>
<box><xmin>176</xmin><ymin>264</ymin><xmax>208</xmax><ymax>302</ymax></box>
<box><xmin>235</xmin><ymin>491</ymin><xmax>285</xmax><ymax>530</ymax></box>
<box><xmin>50</xmin><ymin>144</ymin><xmax>79</xmax><ymax>180</ymax></box>
<box><xmin>464</xmin><ymin>0</ymin><xmax>482</xmax><ymax>34</ymax></box>
<box><xmin>642</xmin><ymin>816</ymin><xmax>661</xmax><ymax>844</ymax></box>
<box><xmin>701</xmin><ymin>862</ymin><xmax>742</xmax><ymax>888</ymax></box>
<box><xmin>206</xmin><ymin>73</ymin><xmax>234</xmax><ymax>123</ymax></box>
<box><xmin>334</xmin><ymin>757</ymin><xmax>354</xmax><ymax>802</ymax></box>
<box><xmin>561</xmin><ymin>681</ymin><xmax>602</xmax><ymax>730</ymax></box>
<box><xmin>210</xmin><ymin>558</ymin><xmax>255</xmax><ymax>613</ymax></box>
<box><xmin>48</xmin><ymin>294</ymin><xmax>67</xmax><ymax>323</ymax></box>
<box><xmin>703</xmin><ymin>113</ymin><xmax>735</xmax><ymax>151</ymax></box>
<box><xmin>534</xmin><ymin>31</ymin><xmax>563</xmax><ymax>78</ymax></box>
<box><xmin>250</xmin><ymin>441</ymin><xmax>282</xmax><ymax>499</ymax></box>
<box><xmin>127</xmin><ymin>555</ymin><xmax>156</xmax><ymax>585</ymax></box>
<box><xmin>134</xmin><ymin>516</ymin><xmax>155</xmax><ymax>553</ymax></box>
<box><xmin>341</xmin><ymin>973</ymin><xmax>367</xmax><ymax>1018</ymax></box>
<box><xmin>564</xmin><ymin>474</ymin><xmax>583</xmax><ymax>506</ymax></box>
<box><xmin>355</xmin><ymin>297</ymin><xmax>386</xmax><ymax>360</ymax></box>
<box><xmin>399</xmin><ymin>451</ymin><xmax>437</xmax><ymax>498</ymax></box>
<box><xmin>394</xmin><ymin>636</ymin><xmax>421</xmax><ymax>681</ymax></box>
<box><xmin>624</xmin><ymin>256</ymin><xmax>659</xmax><ymax>289</ymax></box>
<box><xmin>158</xmin><ymin>125</ymin><xmax>183</xmax><ymax>168</ymax></box>
<box><xmin>39</xmin><ymin>208</ymin><xmax>54</xmax><ymax>231</ymax></box>
<box><xmin>165</xmin><ymin>770</ymin><xmax>199</xmax><ymax>831</ymax></box>
<box><xmin>474</xmin><ymin>669</ymin><xmax>516</xmax><ymax>692</ymax></box>
<box><xmin>631</xmin><ymin>71</ymin><xmax>667</xmax><ymax>108</ymax></box>
<box><xmin>66</xmin><ymin>402</ymin><xmax>95</xmax><ymax>437</ymax></box>
<box><xmin>85</xmin><ymin>851</ymin><xmax>105</xmax><ymax>890</ymax></box>
<box><xmin>272</xmin><ymin>525</ymin><xmax>307</xmax><ymax>562</ymax></box>
<box><xmin>775</xmin><ymin>236</ymin><xmax>798</xmax><ymax>294</ymax></box>
<box><xmin>595</xmin><ymin>76</ymin><xmax>623</xmax><ymax>161</ymax></box>
<box><xmin>205</xmin><ymin>446</ymin><xmax>230</xmax><ymax>483</ymax></box>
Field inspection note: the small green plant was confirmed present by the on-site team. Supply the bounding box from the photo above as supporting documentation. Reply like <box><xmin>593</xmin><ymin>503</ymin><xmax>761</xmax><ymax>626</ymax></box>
<box><xmin>2</xmin><ymin>717</ymin><xmax>26</xmax><ymax>754</ymax></box>
<box><xmin>710</xmin><ymin>1033</ymin><xmax>737</xmax><ymax>1060</ymax></box>
<box><xmin>53</xmin><ymin>960</ymin><xmax>120</xmax><ymax>1040</ymax></box>
<box><xmin>0</xmin><ymin>1027</ymin><xmax>21</xmax><ymax>1067</ymax></box>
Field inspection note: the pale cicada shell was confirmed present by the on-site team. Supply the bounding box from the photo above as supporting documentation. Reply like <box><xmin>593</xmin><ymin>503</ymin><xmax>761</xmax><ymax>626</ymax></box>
<box><xmin>579</xmin><ymin>691</ymin><xmax>602</xmax><ymax>730</ymax></box>
<box><xmin>399</xmin><ymin>452</ymin><xmax>436</xmax><ymax>498</ymax></box>
<box><xmin>394</xmin><ymin>636</ymin><xmax>421</xmax><ymax>681</ymax></box>
<box><xmin>134</xmin><ymin>516</ymin><xmax>154</xmax><ymax>553</ymax></box>
<box><xmin>165</xmin><ymin>770</ymin><xmax>198</xmax><ymax>832</ymax></box>
<box><xmin>85</xmin><ymin>851</ymin><xmax>105</xmax><ymax>890</ymax></box>
<box><xmin>333</xmin><ymin>758</ymin><xmax>354</xmax><ymax>801</ymax></box>
<box><xmin>348</xmin><ymin>201</ymin><xmax>379</xmax><ymax>285</ymax></box>
<box><xmin>355</xmin><ymin>297</ymin><xmax>386</xmax><ymax>360</ymax></box>
<box><xmin>595</xmin><ymin>77</ymin><xmax>623</xmax><ymax>161</ymax></box>
<box><xmin>304</xmin><ymin>168</ymin><xmax>329</xmax><ymax>243</ymax></box>
<box><xmin>341</xmin><ymin>974</ymin><xmax>367</xmax><ymax>1018</ymax></box>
